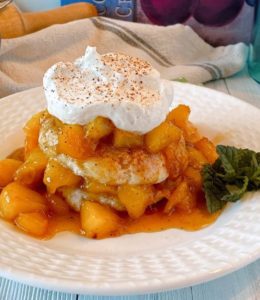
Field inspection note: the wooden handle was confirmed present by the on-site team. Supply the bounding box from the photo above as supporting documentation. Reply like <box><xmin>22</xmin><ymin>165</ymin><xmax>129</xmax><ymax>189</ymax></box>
<box><xmin>23</xmin><ymin>3</ymin><xmax>97</xmax><ymax>34</ymax></box>
<box><xmin>0</xmin><ymin>3</ymin><xmax>97</xmax><ymax>39</ymax></box>
<box><xmin>0</xmin><ymin>5</ymin><xmax>25</xmax><ymax>38</ymax></box>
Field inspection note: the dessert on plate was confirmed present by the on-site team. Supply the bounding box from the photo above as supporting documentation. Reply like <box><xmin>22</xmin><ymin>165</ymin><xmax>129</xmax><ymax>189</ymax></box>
<box><xmin>0</xmin><ymin>47</ymin><xmax>232</xmax><ymax>239</ymax></box>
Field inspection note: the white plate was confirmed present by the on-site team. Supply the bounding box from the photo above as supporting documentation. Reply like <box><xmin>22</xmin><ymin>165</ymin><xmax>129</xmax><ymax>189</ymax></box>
<box><xmin>0</xmin><ymin>82</ymin><xmax>259</xmax><ymax>296</ymax></box>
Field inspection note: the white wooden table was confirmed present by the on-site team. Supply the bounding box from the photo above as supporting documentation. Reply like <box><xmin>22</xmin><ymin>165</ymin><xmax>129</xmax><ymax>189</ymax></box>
<box><xmin>0</xmin><ymin>68</ymin><xmax>259</xmax><ymax>300</ymax></box>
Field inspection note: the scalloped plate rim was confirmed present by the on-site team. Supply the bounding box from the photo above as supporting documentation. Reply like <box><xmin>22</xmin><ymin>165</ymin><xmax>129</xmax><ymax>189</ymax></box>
<box><xmin>0</xmin><ymin>82</ymin><xmax>259</xmax><ymax>296</ymax></box>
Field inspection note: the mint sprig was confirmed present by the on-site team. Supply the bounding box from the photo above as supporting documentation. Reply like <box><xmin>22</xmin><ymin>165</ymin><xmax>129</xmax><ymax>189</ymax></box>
<box><xmin>202</xmin><ymin>145</ymin><xmax>260</xmax><ymax>213</ymax></box>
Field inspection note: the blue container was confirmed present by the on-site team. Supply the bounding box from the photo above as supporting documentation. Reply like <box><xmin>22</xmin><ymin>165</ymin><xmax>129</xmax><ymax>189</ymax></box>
<box><xmin>249</xmin><ymin>0</ymin><xmax>260</xmax><ymax>83</ymax></box>
<box><xmin>61</xmin><ymin>0</ymin><xmax>134</xmax><ymax>21</ymax></box>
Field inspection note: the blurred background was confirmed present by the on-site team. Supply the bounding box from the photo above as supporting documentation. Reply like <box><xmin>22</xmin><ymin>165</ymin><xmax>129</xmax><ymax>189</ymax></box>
<box><xmin>13</xmin><ymin>0</ymin><xmax>257</xmax><ymax>46</ymax></box>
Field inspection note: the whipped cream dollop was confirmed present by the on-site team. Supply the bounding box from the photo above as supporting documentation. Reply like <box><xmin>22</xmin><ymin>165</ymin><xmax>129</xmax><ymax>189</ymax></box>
<box><xmin>43</xmin><ymin>47</ymin><xmax>173</xmax><ymax>134</ymax></box>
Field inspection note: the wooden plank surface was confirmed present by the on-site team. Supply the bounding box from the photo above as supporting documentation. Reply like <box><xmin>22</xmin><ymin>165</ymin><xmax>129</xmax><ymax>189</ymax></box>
<box><xmin>192</xmin><ymin>261</ymin><xmax>260</xmax><ymax>300</ymax></box>
<box><xmin>0</xmin><ymin>277</ymin><xmax>77</xmax><ymax>300</ymax></box>
<box><xmin>206</xmin><ymin>68</ymin><xmax>260</xmax><ymax>108</ymax></box>
<box><xmin>0</xmin><ymin>70</ymin><xmax>259</xmax><ymax>300</ymax></box>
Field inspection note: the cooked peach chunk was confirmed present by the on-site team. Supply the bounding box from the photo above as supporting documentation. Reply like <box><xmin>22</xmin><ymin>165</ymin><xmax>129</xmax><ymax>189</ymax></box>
<box><xmin>167</xmin><ymin>104</ymin><xmax>190</xmax><ymax>128</ymax></box>
<box><xmin>187</xmin><ymin>146</ymin><xmax>208</xmax><ymax>170</ymax></box>
<box><xmin>145</xmin><ymin>121</ymin><xmax>181</xmax><ymax>153</ymax></box>
<box><xmin>195</xmin><ymin>137</ymin><xmax>218</xmax><ymax>164</ymax></box>
<box><xmin>47</xmin><ymin>194</ymin><xmax>70</xmax><ymax>215</ymax></box>
<box><xmin>183</xmin><ymin>122</ymin><xmax>201</xmax><ymax>144</ymax></box>
<box><xmin>81</xmin><ymin>201</ymin><xmax>120</xmax><ymax>238</ymax></box>
<box><xmin>24</xmin><ymin>111</ymin><xmax>45</xmax><ymax>157</ymax></box>
<box><xmin>118</xmin><ymin>185</ymin><xmax>154</xmax><ymax>218</ymax></box>
<box><xmin>84</xmin><ymin>116</ymin><xmax>114</xmax><ymax>140</ymax></box>
<box><xmin>113</xmin><ymin>129</ymin><xmax>143</xmax><ymax>148</ymax></box>
<box><xmin>0</xmin><ymin>182</ymin><xmax>47</xmax><ymax>220</ymax></box>
<box><xmin>184</xmin><ymin>166</ymin><xmax>202</xmax><ymax>191</ymax></box>
<box><xmin>175</xmin><ymin>192</ymin><xmax>196</xmax><ymax>212</ymax></box>
<box><xmin>15</xmin><ymin>212</ymin><xmax>48</xmax><ymax>236</ymax></box>
<box><xmin>85</xmin><ymin>180</ymin><xmax>117</xmax><ymax>195</ymax></box>
<box><xmin>154</xmin><ymin>189</ymin><xmax>171</xmax><ymax>203</ymax></box>
<box><xmin>164</xmin><ymin>135</ymin><xmax>189</xmax><ymax>179</ymax></box>
<box><xmin>167</xmin><ymin>105</ymin><xmax>201</xmax><ymax>143</ymax></box>
<box><xmin>7</xmin><ymin>147</ymin><xmax>25</xmax><ymax>162</ymax></box>
<box><xmin>0</xmin><ymin>159</ymin><xmax>23</xmax><ymax>188</ymax></box>
<box><xmin>164</xmin><ymin>181</ymin><xmax>196</xmax><ymax>214</ymax></box>
<box><xmin>43</xmin><ymin>159</ymin><xmax>81</xmax><ymax>194</ymax></box>
<box><xmin>14</xmin><ymin>148</ymin><xmax>48</xmax><ymax>186</ymax></box>
<box><xmin>58</xmin><ymin>124</ymin><xmax>93</xmax><ymax>160</ymax></box>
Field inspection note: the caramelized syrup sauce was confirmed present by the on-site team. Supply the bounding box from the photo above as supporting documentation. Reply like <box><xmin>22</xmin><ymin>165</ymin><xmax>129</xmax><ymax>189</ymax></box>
<box><xmin>4</xmin><ymin>120</ymin><xmax>221</xmax><ymax>240</ymax></box>
<box><xmin>122</xmin><ymin>206</ymin><xmax>221</xmax><ymax>235</ymax></box>
<box><xmin>46</xmin><ymin>212</ymin><xmax>81</xmax><ymax>238</ymax></box>
<box><xmin>42</xmin><ymin>202</ymin><xmax>221</xmax><ymax>240</ymax></box>
<box><xmin>3</xmin><ymin>203</ymin><xmax>220</xmax><ymax>240</ymax></box>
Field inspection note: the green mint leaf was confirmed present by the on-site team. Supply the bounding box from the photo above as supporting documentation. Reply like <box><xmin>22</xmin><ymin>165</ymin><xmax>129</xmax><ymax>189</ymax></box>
<box><xmin>222</xmin><ymin>177</ymin><xmax>249</xmax><ymax>202</ymax></box>
<box><xmin>216</xmin><ymin>145</ymin><xmax>241</xmax><ymax>179</ymax></box>
<box><xmin>202</xmin><ymin>145</ymin><xmax>260</xmax><ymax>213</ymax></box>
<box><xmin>238</xmin><ymin>149</ymin><xmax>257</xmax><ymax>177</ymax></box>
<box><xmin>201</xmin><ymin>164</ymin><xmax>227</xmax><ymax>213</ymax></box>
<box><xmin>249</xmin><ymin>153</ymin><xmax>260</xmax><ymax>185</ymax></box>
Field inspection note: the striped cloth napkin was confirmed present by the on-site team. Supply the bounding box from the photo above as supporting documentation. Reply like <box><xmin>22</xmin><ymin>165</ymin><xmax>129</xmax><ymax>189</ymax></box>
<box><xmin>0</xmin><ymin>16</ymin><xmax>248</xmax><ymax>98</ymax></box>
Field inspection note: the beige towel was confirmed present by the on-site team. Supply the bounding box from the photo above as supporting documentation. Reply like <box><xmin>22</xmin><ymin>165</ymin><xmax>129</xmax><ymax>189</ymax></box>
<box><xmin>0</xmin><ymin>17</ymin><xmax>248</xmax><ymax>98</ymax></box>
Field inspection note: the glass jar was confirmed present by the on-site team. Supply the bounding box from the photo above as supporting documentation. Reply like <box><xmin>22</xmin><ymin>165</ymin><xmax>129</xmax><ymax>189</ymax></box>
<box><xmin>13</xmin><ymin>0</ymin><xmax>60</xmax><ymax>11</ymax></box>
<box><xmin>249</xmin><ymin>0</ymin><xmax>260</xmax><ymax>83</ymax></box>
